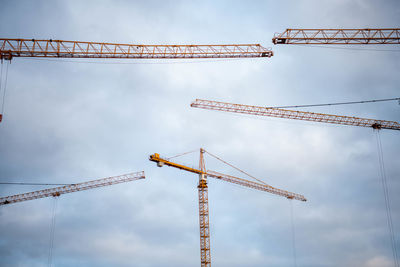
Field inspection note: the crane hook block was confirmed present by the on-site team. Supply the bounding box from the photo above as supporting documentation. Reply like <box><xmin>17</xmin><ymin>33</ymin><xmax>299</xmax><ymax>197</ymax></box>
<box><xmin>372</xmin><ymin>123</ymin><xmax>382</xmax><ymax>130</ymax></box>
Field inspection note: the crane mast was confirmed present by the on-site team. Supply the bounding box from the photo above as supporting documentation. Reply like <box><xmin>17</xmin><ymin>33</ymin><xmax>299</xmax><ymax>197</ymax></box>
<box><xmin>190</xmin><ymin>99</ymin><xmax>400</xmax><ymax>131</ymax></box>
<box><xmin>198</xmin><ymin>148</ymin><xmax>211</xmax><ymax>267</ymax></box>
<box><xmin>192</xmin><ymin>98</ymin><xmax>400</xmax><ymax>267</ymax></box>
<box><xmin>272</xmin><ymin>28</ymin><xmax>400</xmax><ymax>44</ymax></box>
<box><xmin>0</xmin><ymin>171</ymin><xmax>145</xmax><ymax>205</ymax></box>
<box><xmin>0</xmin><ymin>39</ymin><xmax>273</xmax><ymax>60</ymax></box>
<box><xmin>149</xmin><ymin>150</ymin><xmax>306</xmax><ymax>267</ymax></box>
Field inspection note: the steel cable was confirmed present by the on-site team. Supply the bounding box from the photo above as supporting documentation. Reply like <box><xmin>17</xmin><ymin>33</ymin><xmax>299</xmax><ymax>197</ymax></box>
<box><xmin>289</xmin><ymin>200</ymin><xmax>298</xmax><ymax>267</ymax></box>
<box><xmin>0</xmin><ymin>182</ymin><xmax>72</xmax><ymax>186</ymax></box>
<box><xmin>265</xmin><ymin>97</ymin><xmax>400</xmax><ymax>109</ymax></box>
<box><xmin>205</xmin><ymin>150</ymin><xmax>268</xmax><ymax>185</ymax></box>
<box><xmin>166</xmin><ymin>149</ymin><xmax>198</xmax><ymax>160</ymax></box>
<box><xmin>48</xmin><ymin>196</ymin><xmax>59</xmax><ymax>267</ymax></box>
<box><xmin>375</xmin><ymin>130</ymin><xmax>399</xmax><ymax>267</ymax></box>
<box><xmin>1</xmin><ymin>62</ymin><xmax>9</xmax><ymax>116</ymax></box>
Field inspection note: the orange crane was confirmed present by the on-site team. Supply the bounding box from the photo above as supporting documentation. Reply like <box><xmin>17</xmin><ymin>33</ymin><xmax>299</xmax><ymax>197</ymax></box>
<box><xmin>0</xmin><ymin>171</ymin><xmax>145</xmax><ymax>205</ymax></box>
<box><xmin>190</xmin><ymin>99</ymin><xmax>400</xmax><ymax>131</ymax></box>
<box><xmin>272</xmin><ymin>28</ymin><xmax>400</xmax><ymax>44</ymax></box>
<box><xmin>0</xmin><ymin>39</ymin><xmax>273</xmax><ymax>61</ymax></box>
<box><xmin>149</xmin><ymin>149</ymin><xmax>306</xmax><ymax>267</ymax></box>
<box><xmin>0</xmin><ymin>38</ymin><xmax>273</xmax><ymax>123</ymax></box>
<box><xmin>191</xmin><ymin>98</ymin><xmax>400</xmax><ymax>266</ymax></box>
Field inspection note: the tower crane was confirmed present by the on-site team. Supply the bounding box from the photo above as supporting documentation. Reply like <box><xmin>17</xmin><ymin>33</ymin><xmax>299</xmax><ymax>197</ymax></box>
<box><xmin>0</xmin><ymin>171</ymin><xmax>145</xmax><ymax>205</ymax></box>
<box><xmin>0</xmin><ymin>39</ymin><xmax>273</xmax><ymax>61</ymax></box>
<box><xmin>272</xmin><ymin>28</ymin><xmax>400</xmax><ymax>45</ymax></box>
<box><xmin>0</xmin><ymin>38</ymin><xmax>272</xmax><ymax>123</ymax></box>
<box><xmin>191</xmin><ymin>98</ymin><xmax>400</xmax><ymax>266</ymax></box>
<box><xmin>190</xmin><ymin>99</ymin><xmax>400</xmax><ymax>131</ymax></box>
<box><xmin>149</xmin><ymin>149</ymin><xmax>306</xmax><ymax>267</ymax></box>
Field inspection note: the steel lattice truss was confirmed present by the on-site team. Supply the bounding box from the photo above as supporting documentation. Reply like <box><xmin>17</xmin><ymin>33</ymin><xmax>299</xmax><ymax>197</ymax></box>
<box><xmin>198</xmin><ymin>179</ymin><xmax>211</xmax><ymax>267</ymax></box>
<box><xmin>0</xmin><ymin>171</ymin><xmax>145</xmax><ymax>205</ymax></box>
<box><xmin>272</xmin><ymin>28</ymin><xmax>400</xmax><ymax>44</ymax></box>
<box><xmin>191</xmin><ymin>99</ymin><xmax>400</xmax><ymax>131</ymax></box>
<box><xmin>0</xmin><ymin>39</ymin><xmax>273</xmax><ymax>60</ymax></box>
<box><xmin>207</xmin><ymin>170</ymin><xmax>306</xmax><ymax>201</ymax></box>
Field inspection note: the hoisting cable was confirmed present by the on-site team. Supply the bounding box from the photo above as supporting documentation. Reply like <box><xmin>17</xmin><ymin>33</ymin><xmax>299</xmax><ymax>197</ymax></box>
<box><xmin>375</xmin><ymin>129</ymin><xmax>399</xmax><ymax>267</ymax></box>
<box><xmin>48</xmin><ymin>196</ymin><xmax>59</xmax><ymax>267</ymax></box>
<box><xmin>265</xmin><ymin>97</ymin><xmax>400</xmax><ymax>109</ymax></box>
<box><xmin>0</xmin><ymin>61</ymin><xmax>3</xmax><ymax>92</ymax></box>
<box><xmin>0</xmin><ymin>62</ymin><xmax>3</xmax><ymax>121</ymax></box>
<box><xmin>0</xmin><ymin>61</ymin><xmax>10</xmax><ymax>122</ymax></box>
<box><xmin>289</xmin><ymin>199</ymin><xmax>298</xmax><ymax>267</ymax></box>
<box><xmin>204</xmin><ymin>150</ymin><xmax>268</xmax><ymax>185</ymax></box>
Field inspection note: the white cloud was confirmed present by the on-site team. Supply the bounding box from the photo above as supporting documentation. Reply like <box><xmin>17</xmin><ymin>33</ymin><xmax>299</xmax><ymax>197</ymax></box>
<box><xmin>0</xmin><ymin>1</ymin><xmax>399</xmax><ymax>266</ymax></box>
<box><xmin>364</xmin><ymin>255</ymin><xmax>393</xmax><ymax>267</ymax></box>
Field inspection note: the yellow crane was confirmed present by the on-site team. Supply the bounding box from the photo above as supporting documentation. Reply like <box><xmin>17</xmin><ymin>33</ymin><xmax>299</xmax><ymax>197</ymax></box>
<box><xmin>0</xmin><ymin>171</ymin><xmax>145</xmax><ymax>205</ymax></box>
<box><xmin>190</xmin><ymin>99</ymin><xmax>400</xmax><ymax>131</ymax></box>
<box><xmin>149</xmin><ymin>149</ymin><xmax>306</xmax><ymax>267</ymax></box>
<box><xmin>272</xmin><ymin>28</ymin><xmax>400</xmax><ymax>45</ymax></box>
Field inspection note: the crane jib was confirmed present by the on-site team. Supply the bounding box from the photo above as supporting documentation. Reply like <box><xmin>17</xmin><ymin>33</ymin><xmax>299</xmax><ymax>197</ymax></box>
<box><xmin>0</xmin><ymin>39</ymin><xmax>273</xmax><ymax>60</ymax></box>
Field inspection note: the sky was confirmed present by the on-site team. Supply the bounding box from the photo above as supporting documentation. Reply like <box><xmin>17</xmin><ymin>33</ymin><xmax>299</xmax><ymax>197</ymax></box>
<box><xmin>0</xmin><ymin>0</ymin><xmax>399</xmax><ymax>266</ymax></box>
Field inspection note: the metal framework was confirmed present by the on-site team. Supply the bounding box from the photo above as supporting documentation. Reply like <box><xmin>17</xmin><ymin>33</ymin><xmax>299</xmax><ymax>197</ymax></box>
<box><xmin>191</xmin><ymin>99</ymin><xmax>400</xmax><ymax>131</ymax></box>
<box><xmin>207</xmin><ymin>170</ymin><xmax>306</xmax><ymax>201</ymax></box>
<box><xmin>272</xmin><ymin>28</ymin><xmax>400</xmax><ymax>44</ymax></box>
<box><xmin>198</xmin><ymin>148</ymin><xmax>211</xmax><ymax>267</ymax></box>
<box><xmin>0</xmin><ymin>39</ymin><xmax>273</xmax><ymax>60</ymax></box>
<box><xmin>149</xmin><ymin>150</ymin><xmax>306</xmax><ymax>267</ymax></box>
<box><xmin>0</xmin><ymin>171</ymin><xmax>145</xmax><ymax>205</ymax></box>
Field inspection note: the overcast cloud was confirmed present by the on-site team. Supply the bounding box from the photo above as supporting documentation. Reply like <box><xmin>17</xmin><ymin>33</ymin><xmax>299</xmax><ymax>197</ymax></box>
<box><xmin>0</xmin><ymin>1</ymin><xmax>399</xmax><ymax>266</ymax></box>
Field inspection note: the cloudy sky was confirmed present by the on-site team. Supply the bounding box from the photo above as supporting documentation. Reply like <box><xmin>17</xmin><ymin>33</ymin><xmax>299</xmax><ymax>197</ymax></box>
<box><xmin>0</xmin><ymin>1</ymin><xmax>399</xmax><ymax>266</ymax></box>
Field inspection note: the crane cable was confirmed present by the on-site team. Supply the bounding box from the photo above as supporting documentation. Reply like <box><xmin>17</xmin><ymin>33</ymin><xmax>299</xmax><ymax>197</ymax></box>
<box><xmin>48</xmin><ymin>196</ymin><xmax>59</xmax><ymax>267</ymax></box>
<box><xmin>204</xmin><ymin>150</ymin><xmax>268</xmax><ymax>186</ymax></box>
<box><xmin>166</xmin><ymin>149</ymin><xmax>198</xmax><ymax>160</ymax></box>
<box><xmin>0</xmin><ymin>61</ymin><xmax>9</xmax><ymax>120</ymax></box>
<box><xmin>166</xmin><ymin>149</ymin><xmax>269</xmax><ymax>186</ymax></box>
<box><xmin>375</xmin><ymin>130</ymin><xmax>399</xmax><ymax>267</ymax></box>
<box><xmin>289</xmin><ymin>199</ymin><xmax>298</xmax><ymax>267</ymax></box>
<box><xmin>0</xmin><ymin>182</ymin><xmax>73</xmax><ymax>185</ymax></box>
<box><xmin>265</xmin><ymin>97</ymin><xmax>400</xmax><ymax>109</ymax></box>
